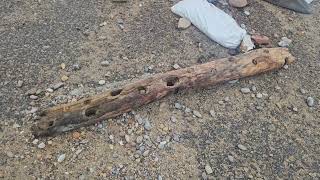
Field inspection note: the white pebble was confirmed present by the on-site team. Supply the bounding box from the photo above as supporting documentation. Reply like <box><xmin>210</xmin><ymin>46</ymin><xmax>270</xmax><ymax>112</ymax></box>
<box><xmin>307</xmin><ymin>97</ymin><xmax>315</xmax><ymax>107</ymax></box>
<box><xmin>238</xmin><ymin>144</ymin><xmax>247</xmax><ymax>150</ymax></box>
<box><xmin>205</xmin><ymin>164</ymin><xmax>213</xmax><ymax>174</ymax></box>
<box><xmin>193</xmin><ymin>110</ymin><xmax>202</xmax><ymax>118</ymax></box>
<box><xmin>32</xmin><ymin>139</ymin><xmax>39</xmax><ymax>145</ymax></box>
<box><xmin>256</xmin><ymin>93</ymin><xmax>263</xmax><ymax>99</ymax></box>
<box><xmin>38</xmin><ymin>142</ymin><xmax>46</xmax><ymax>149</ymax></box>
<box><xmin>57</xmin><ymin>154</ymin><xmax>66</xmax><ymax>162</ymax></box>
<box><xmin>240</xmin><ymin>88</ymin><xmax>251</xmax><ymax>94</ymax></box>
<box><xmin>98</xmin><ymin>80</ymin><xmax>106</xmax><ymax>85</ymax></box>
<box><xmin>173</xmin><ymin>64</ymin><xmax>180</xmax><ymax>70</ymax></box>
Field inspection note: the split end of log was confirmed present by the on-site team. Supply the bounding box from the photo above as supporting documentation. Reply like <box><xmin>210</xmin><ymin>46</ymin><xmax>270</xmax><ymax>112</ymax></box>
<box><xmin>31</xmin><ymin>48</ymin><xmax>295</xmax><ymax>137</ymax></box>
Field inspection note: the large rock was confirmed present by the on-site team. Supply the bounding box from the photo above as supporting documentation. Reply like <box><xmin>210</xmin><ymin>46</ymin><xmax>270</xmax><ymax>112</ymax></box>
<box><xmin>229</xmin><ymin>0</ymin><xmax>248</xmax><ymax>8</ymax></box>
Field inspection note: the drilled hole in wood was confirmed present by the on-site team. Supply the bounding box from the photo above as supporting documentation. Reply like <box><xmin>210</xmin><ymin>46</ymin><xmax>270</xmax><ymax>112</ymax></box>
<box><xmin>111</xmin><ymin>89</ymin><xmax>122</xmax><ymax>96</ymax></box>
<box><xmin>85</xmin><ymin>108</ymin><xmax>97</xmax><ymax>117</ymax></box>
<box><xmin>252</xmin><ymin>59</ymin><xmax>258</xmax><ymax>65</ymax></box>
<box><xmin>84</xmin><ymin>99</ymin><xmax>91</xmax><ymax>105</ymax></box>
<box><xmin>284</xmin><ymin>57</ymin><xmax>289</xmax><ymax>65</ymax></box>
<box><xmin>40</xmin><ymin>111</ymin><xmax>47</xmax><ymax>117</ymax></box>
<box><xmin>48</xmin><ymin>121</ymin><xmax>54</xmax><ymax>127</ymax></box>
<box><xmin>166</xmin><ymin>76</ymin><xmax>179</xmax><ymax>87</ymax></box>
<box><xmin>137</xmin><ymin>86</ymin><xmax>147</xmax><ymax>94</ymax></box>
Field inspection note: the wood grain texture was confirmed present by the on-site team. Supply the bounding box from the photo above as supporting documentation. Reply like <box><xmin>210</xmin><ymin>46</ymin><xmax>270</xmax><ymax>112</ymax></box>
<box><xmin>32</xmin><ymin>48</ymin><xmax>294</xmax><ymax>136</ymax></box>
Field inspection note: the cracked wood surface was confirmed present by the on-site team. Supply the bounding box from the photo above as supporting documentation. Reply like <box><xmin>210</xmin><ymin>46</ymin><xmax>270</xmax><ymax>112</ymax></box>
<box><xmin>32</xmin><ymin>48</ymin><xmax>295</xmax><ymax>137</ymax></box>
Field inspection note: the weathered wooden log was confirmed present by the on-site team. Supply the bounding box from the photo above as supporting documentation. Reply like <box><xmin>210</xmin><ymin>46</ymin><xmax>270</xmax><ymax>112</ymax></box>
<box><xmin>32</xmin><ymin>48</ymin><xmax>294</xmax><ymax>137</ymax></box>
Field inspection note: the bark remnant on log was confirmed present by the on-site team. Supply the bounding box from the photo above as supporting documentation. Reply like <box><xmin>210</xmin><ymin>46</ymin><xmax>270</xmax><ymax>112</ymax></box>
<box><xmin>32</xmin><ymin>48</ymin><xmax>295</xmax><ymax>137</ymax></box>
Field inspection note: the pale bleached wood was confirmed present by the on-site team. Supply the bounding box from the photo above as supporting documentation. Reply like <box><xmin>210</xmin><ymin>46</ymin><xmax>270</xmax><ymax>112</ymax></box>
<box><xmin>32</xmin><ymin>48</ymin><xmax>294</xmax><ymax>136</ymax></box>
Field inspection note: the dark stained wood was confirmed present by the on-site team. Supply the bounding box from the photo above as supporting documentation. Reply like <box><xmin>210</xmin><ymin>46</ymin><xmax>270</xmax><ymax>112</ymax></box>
<box><xmin>32</xmin><ymin>48</ymin><xmax>295</xmax><ymax>136</ymax></box>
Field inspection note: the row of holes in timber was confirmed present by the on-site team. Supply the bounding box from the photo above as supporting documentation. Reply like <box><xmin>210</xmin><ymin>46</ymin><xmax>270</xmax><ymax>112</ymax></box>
<box><xmin>84</xmin><ymin>76</ymin><xmax>179</xmax><ymax>117</ymax></box>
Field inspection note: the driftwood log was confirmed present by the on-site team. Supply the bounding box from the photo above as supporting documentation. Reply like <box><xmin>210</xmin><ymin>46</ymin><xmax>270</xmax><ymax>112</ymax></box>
<box><xmin>32</xmin><ymin>48</ymin><xmax>294</xmax><ymax>136</ymax></box>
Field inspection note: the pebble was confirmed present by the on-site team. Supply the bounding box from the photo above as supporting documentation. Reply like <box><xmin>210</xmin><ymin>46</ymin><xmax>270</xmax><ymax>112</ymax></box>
<box><xmin>35</xmin><ymin>89</ymin><xmax>42</xmax><ymax>95</ymax></box>
<box><xmin>256</xmin><ymin>106</ymin><xmax>263</xmax><ymax>111</ymax></box>
<box><xmin>158</xmin><ymin>141</ymin><xmax>166</xmax><ymax>149</ymax></box>
<box><xmin>244</xmin><ymin>10</ymin><xmax>250</xmax><ymax>16</ymax></box>
<box><xmin>98</xmin><ymin>80</ymin><xmax>106</xmax><ymax>85</ymax></box>
<box><xmin>117</xmin><ymin>19</ymin><xmax>124</xmax><ymax>30</ymax></box>
<box><xmin>174</xmin><ymin>103</ymin><xmax>182</xmax><ymax>109</ymax></box>
<box><xmin>100</xmin><ymin>60</ymin><xmax>110</xmax><ymax>66</ymax></box>
<box><xmin>13</xmin><ymin>123</ymin><xmax>21</xmax><ymax>128</ymax></box>
<box><xmin>72</xmin><ymin>64</ymin><xmax>81</xmax><ymax>71</ymax></box>
<box><xmin>240</xmin><ymin>23</ymin><xmax>246</xmax><ymax>29</ymax></box>
<box><xmin>17</xmin><ymin>80</ymin><xmax>23</xmax><ymax>88</ymax></box>
<box><xmin>278</xmin><ymin>37</ymin><xmax>292</xmax><ymax>47</ymax></box>
<box><xmin>227</xmin><ymin>155</ymin><xmax>235</xmax><ymax>162</ymax></box>
<box><xmin>52</xmin><ymin>82</ymin><xmax>64</xmax><ymax>90</ymax></box>
<box><xmin>38</xmin><ymin>142</ymin><xmax>46</xmax><ymax>149</ymax></box>
<box><xmin>6</xmin><ymin>151</ymin><xmax>14</xmax><ymax>158</ymax></box>
<box><xmin>193</xmin><ymin>110</ymin><xmax>202</xmax><ymax>118</ymax></box>
<box><xmin>178</xmin><ymin>18</ymin><xmax>191</xmax><ymax>29</ymax></box>
<box><xmin>240</xmin><ymin>88</ymin><xmax>251</xmax><ymax>94</ymax></box>
<box><xmin>173</xmin><ymin>64</ymin><xmax>181</xmax><ymax>70</ymax></box>
<box><xmin>170</xmin><ymin>116</ymin><xmax>177</xmax><ymax>123</ymax></box>
<box><xmin>30</xmin><ymin>95</ymin><xmax>38</xmax><ymax>100</ymax></box>
<box><xmin>251</xmin><ymin>86</ymin><xmax>257</xmax><ymax>92</ymax></box>
<box><xmin>60</xmin><ymin>63</ymin><xmax>66</xmax><ymax>70</ymax></box>
<box><xmin>70</xmin><ymin>88</ymin><xmax>82</xmax><ymax>96</ymax></box>
<box><xmin>135</xmin><ymin>115</ymin><xmax>144</xmax><ymax>125</ymax></box>
<box><xmin>185</xmin><ymin>107</ymin><xmax>191</xmax><ymax>113</ymax></box>
<box><xmin>57</xmin><ymin>154</ymin><xmax>66</xmax><ymax>163</ymax></box>
<box><xmin>99</xmin><ymin>21</ymin><xmax>107</xmax><ymax>27</ymax></box>
<box><xmin>61</xmin><ymin>75</ymin><xmax>69</xmax><ymax>82</ymax></box>
<box><xmin>109</xmin><ymin>135</ymin><xmax>114</xmax><ymax>141</ymax></box>
<box><xmin>26</xmin><ymin>88</ymin><xmax>37</xmax><ymax>95</ymax></box>
<box><xmin>142</xmin><ymin>150</ymin><xmax>150</xmax><ymax>157</ymax></box>
<box><xmin>173</xmin><ymin>134</ymin><xmax>180</xmax><ymax>142</ymax></box>
<box><xmin>32</xmin><ymin>139</ymin><xmax>39</xmax><ymax>145</ymax></box>
<box><xmin>72</xmin><ymin>132</ymin><xmax>81</xmax><ymax>139</ymax></box>
<box><xmin>240</xmin><ymin>34</ymin><xmax>255</xmax><ymax>52</ymax></box>
<box><xmin>144</xmin><ymin>119</ymin><xmax>152</xmax><ymax>131</ymax></box>
<box><xmin>205</xmin><ymin>164</ymin><xmax>213</xmax><ymax>174</ymax></box>
<box><xmin>202</xmin><ymin>172</ymin><xmax>208</xmax><ymax>180</ymax></box>
<box><xmin>229</xmin><ymin>0</ymin><xmax>247</xmax><ymax>8</ymax></box>
<box><xmin>251</xmin><ymin>35</ymin><xmax>270</xmax><ymax>45</ymax></box>
<box><xmin>238</xmin><ymin>144</ymin><xmax>247</xmax><ymax>150</ymax></box>
<box><xmin>256</xmin><ymin>93</ymin><xmax>263</xmax><ymax>99</ymax></box>
<box><xmin>209</xmin><ymin>110</ymin><xmax>215</xmax><ymax>117</ymax></box>
<box><xmin>46</xmin><ymin>88</ymin><xmax>54</xmax><ymax>93</ymax></box>
<box><xmin>125</xmin><ymin>135</ymin><xmax>130</xmax><ymax>143</ymax></box>
<box><xmin>136</xmin><ymin>136</ymin><xmax>143</xmax><ymax>144</ymax></box>
<box><xmin>292</xmin><ymin>107</ymin><xmax>298</xmax><ymax>112</ymax></box>
<box><xmin>306</xmin><ymin>97</ymin><xmax>315</xmax><ymax>107</ymax></box>
<box><xmin>283</xmin><ymin>65</ymin><xmax>289</xmax><ymax>69</ymax></box>
<box><xmin>28</xmin><ymin>107</ymin><xmax>38</xmax><ymax>114</ymax></box>
<box><xmin>300</xmin><ymin>88</ymin><xmax>306</xmax><ymax>94</ymax></box>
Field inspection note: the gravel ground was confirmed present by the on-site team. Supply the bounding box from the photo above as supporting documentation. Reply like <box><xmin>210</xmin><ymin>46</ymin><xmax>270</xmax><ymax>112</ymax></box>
<box><xmin>0</xmin><ymin>0</ymin><xmax>319</xmax><ymax>179</ymax></box>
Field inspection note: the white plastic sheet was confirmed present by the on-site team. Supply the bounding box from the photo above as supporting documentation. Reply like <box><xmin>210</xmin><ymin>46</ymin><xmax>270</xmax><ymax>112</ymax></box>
<box><xmin>171</xmin><ymin>0</ymin><xmax>246</xmax><ymax>49</ymax></box>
